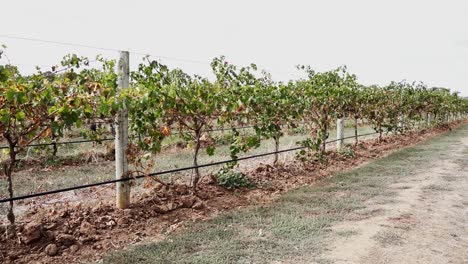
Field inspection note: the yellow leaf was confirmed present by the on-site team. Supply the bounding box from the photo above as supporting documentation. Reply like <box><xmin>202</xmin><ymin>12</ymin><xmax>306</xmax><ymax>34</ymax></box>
<box><xmin>161</xmin><ymin>126</ymin><xmax>171</xmax><ymax>136</ymax></box>
<box><xmin>19</xmin><ymin>138</ymin><xmax>28</xmax><ymax>146</ymax></box>
<box><xmin>43</xmin><ymin>127</ymin><xmax>52</xmax><ymax>138</ymax></box>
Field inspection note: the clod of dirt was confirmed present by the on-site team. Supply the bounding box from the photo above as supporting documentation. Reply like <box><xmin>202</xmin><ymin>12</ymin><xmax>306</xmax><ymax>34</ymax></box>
<box><xmin>106</xmin><ymin>220</ymin><xmax>117</xmax><ymax>228</ymax></box>
<box><xmin>57</xmin><ymin>234</ymin><xmax>75</xmax><ymax>247</ymax></box>
<box><xmin>116</xmin><ymin>217</ymin><xmax>131</xmax><ymax>226</ymax></box>
<box><xmin>97</xmin><ymin>215</ymin><xmax>112</xmax><ymax>223</ymax></box>
<box><xmin>45</xmin><ymin>243</ymin><xmax>59</xmax><ymax>256</ymax></box>
<box><xmin>122</xmin><ymin>209</ymin><xmax>134</xmax><ymax>216</ymax></box>
<box><xmin>174</xmin><ymin>184</ymin><xmax>189</xmax><ymax>195</ymax></box>
<box><xmin>44</xmin><ymin>230</ymin><xmax>56</xmax><ymax>240</ymax></box>
<box><xmin>79</xmin><ymin>236</ymin><xmax>95</xmax><ymax>244</ymax></box>
<box><xmin>155</xmin><ymin>202</ymin><xmax>177</xmax><ymax>213</ymax></box>
<box><xmin>80</xmin><ymin>221</ymin><xmax>95</xmax><ymax>234</ymax></box>
<box><xmin>69</xmin><ymin>244</ymin><xmax>80</xmax><ymax>254</ymax></box>
<box><xmin>60</xmin><ymin>211</ymin><xmax>69</xmax><ymax>218</ymax></box>
<box><xmin>180</xmin><ymin>196</ymin><xmax>197</xmax><ymax>208</ymax></box>
<box><xmin>91</xmin><ymin>206</ymin><xmax>101</xmax><ymax>214</ymax></box>
<box><xmin>20</xmin><ymin>221</ymin><xmax>43</xmax><ymax>244</ymax></box>
<box><xmin>45</xmin><ymin>223</ymin><xmax>57</xmax><ymax>230</ymax></box>
<box><xmin>192</xmin><ymin>199</ymin><xmax>205</xmax><ymax>210</ymax></box>
<box><xmin>7</xmin><ymin>252</ymin><xmax>18</xmax><ymax>262</ymax></box>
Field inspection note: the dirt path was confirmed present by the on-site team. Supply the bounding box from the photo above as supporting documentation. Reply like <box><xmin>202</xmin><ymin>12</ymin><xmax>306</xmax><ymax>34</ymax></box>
<box><xmin>325</xmin><ymin>135</ymin><xmax>468</xmax><ymax>263</ymax></box>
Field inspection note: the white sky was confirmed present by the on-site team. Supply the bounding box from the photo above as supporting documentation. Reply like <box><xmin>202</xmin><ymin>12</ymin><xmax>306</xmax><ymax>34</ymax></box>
<box><xmin>1</xmin><ymin>0</ymin><xmax>468</xmax><ymax>95</ymax></box>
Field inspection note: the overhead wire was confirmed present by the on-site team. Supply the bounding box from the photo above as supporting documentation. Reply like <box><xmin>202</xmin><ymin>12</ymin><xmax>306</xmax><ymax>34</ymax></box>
<box><xmin>0</xmin><ymin>34</ymin><xmax>299</xmax><ymax>75</ymax></box>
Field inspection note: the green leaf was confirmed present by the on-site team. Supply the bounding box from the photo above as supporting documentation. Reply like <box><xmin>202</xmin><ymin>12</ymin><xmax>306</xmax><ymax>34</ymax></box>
<box><xmin>15</xmin><ymin>111</ymin><xmax>25</xmax><ymax>121</ymax></box>
<box><xmin>5</xmin><ymin>90</ymin><xmax>15</xmax><ymax>101</ymax></box>
<box><xmin>0</xmin><ymin>111</ymin><xmax>11</xmax><ymax>124</ymax></box>
<box><xmin>206</xmin><ymin>145</ymin><xmax>215</xmax><ymax>156</ymax></box>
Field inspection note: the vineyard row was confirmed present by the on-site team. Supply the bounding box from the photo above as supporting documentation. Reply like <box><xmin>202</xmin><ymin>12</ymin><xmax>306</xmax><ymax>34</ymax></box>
<box><xmin>1</xmin><ymin>48</ymin><xmax>467</xmax><ymax>225</ymax></box>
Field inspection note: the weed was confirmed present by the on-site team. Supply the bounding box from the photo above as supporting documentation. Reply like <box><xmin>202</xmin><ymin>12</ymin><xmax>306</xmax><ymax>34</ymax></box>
<box><xmin>338</xmin><ymin>147</ymin><xmax>355</xmax><ymax>157</ymax></box>
<box><xmin>216</xmin><ymin>167</ymin><xmax>252</xmax><ymax>189</ymax></box>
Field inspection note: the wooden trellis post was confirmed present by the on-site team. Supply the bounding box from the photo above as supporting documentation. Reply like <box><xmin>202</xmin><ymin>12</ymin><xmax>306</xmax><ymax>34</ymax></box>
<box><xmin>397</xmin><ymin>115</ymin><xmax>403</xmax><ymax>131</ymax></box>
<box><xmin>115</xmin><ymin>51</ymin><xmax>130</xmax><ymax>209</ymax></box>
<box><xmin>336</xmin><ymin>118</ymin><xmax>344</xmax><ymax>151</ymax></box>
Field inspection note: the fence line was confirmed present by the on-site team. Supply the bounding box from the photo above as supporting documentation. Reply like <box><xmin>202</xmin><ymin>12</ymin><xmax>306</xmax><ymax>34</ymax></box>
<box><xmin>0</xmin><ymin>131</ymin><xmax>379</xmax><ymax>204</ymax></box>
<box><xmin>0</xmin><ymin>138</ymin><xmax>114</xmax><ymax>150</ymax></box>
<box><xmin>1</xmin><ymin>120</ymin><xmax>376</xmax><ymax>150</ymax></box>
<box><xmin>0</xmin><ymin>123</ymin><xmax>303</xmax><ymax>150</ymax></box>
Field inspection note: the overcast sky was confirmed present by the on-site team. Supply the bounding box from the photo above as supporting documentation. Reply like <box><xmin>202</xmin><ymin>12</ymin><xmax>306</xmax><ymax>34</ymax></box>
<box><xmin>1</xmin><ymin>0</ymin><xmax>467</xmax><ymax>95</ymax></box>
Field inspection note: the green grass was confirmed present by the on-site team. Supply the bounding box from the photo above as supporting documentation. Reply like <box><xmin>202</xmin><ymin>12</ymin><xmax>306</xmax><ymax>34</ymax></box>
<box><xmin>335</xmin><ymin>229</ymin><xmax>360</xmax><ymax>237</ymax></box>
<box><xmin>103</xmin><ymin>125</ymin><xmax>468</xmax><ymax>263</ymax></box>
<box><xmin>422</xmin><ymin>184</ymin><xmax>453</xmax><ymax>192</ymax></box>
<box><xmin>372</xmin><ymin>230</ymin><xmax>404</xmax><ymax>246</ymax></box>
